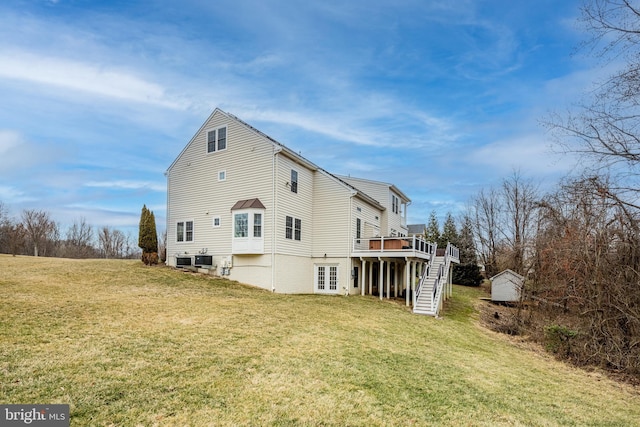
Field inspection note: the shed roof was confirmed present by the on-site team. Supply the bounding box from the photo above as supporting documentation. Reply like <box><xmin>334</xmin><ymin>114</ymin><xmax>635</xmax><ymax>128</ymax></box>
<box><xmin>490</xmin><ymin>269</ymin><xmax>525</xmax><ymax>282</ymax></box>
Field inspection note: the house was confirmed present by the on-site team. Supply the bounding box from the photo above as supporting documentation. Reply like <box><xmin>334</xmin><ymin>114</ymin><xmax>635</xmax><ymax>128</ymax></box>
<box><xmin>490</xmin><ymin>269</ymin><xmax>525</xmax><ymax>303</ymax></box>
<box><xmin>407</xmin><ymin>224</ymin><xmax>426</xmax><ymax>237</ymax></box>
<box><xmin>165</xmin><ymin>108</ymin><xmax>459</xmax><ymax>315</ymax></box>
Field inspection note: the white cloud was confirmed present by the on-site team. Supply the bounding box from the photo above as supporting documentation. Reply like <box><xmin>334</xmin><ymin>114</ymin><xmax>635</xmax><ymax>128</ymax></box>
<box><xmin>0</xmin><ymin>50</ymin><xmax>185</xmax><ymax>109</ymax></box>
<box><xmin>84</xmin><ymin>180</ymin><xmax>166</xmax><ymax>192</ymax></box>
<box><xmin>466</xmin><ymin>134</ymin><xmax>571</xmax><ymax>178</ymax></box>
<box><xmin>0</xmin><ymin>129</ymin><xmax>21</xmax><ymax>154</ymax></box>
<box><xmin>0</xmin><ymin>185</ymin><xmax>34</xmax><ymax>203</ymax></box>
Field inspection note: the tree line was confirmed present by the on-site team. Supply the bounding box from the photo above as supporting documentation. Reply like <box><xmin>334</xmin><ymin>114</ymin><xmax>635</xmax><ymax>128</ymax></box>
<box><xmin>0</xmin><ymin>203</ymin><xmax>143</xmax><ymax>259</ymax></box>
<box><xmin>459</xmin><ymin>0</ymin><xmax>640</xmax><ymax>378</ymax></box>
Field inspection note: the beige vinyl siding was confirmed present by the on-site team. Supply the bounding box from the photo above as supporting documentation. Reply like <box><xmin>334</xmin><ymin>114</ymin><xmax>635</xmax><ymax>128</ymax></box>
<box><xmin>339</xmin><ymin>177</ymin><xmax>391</xmax><ymax>234</ymax></box>
<box><xmin>311</xmin><ymin>171</ymin><xmax>352</xmax><ymax>258</ymax></box>
<box><xmin>353</xmin><ymin>198</ymin><xmax>382</xmax><ymax>239</ymax></box>
<box><xmin>166</xmin><ymin>110</ymin><xmax>275</xmax><ymax>267</ymax></box>
<box><xmin>388</xmin><ymin>190</ymin><xmax>408</xmax><ymax>236</ymax></box>
<box><xmin>228</xmin><ymin>255</ymin><xmax>272</xmax><ymax>290</ymax></box>
<box><xmin>275</xmin><ymin>254</ymin><xmax>314</xmax><ymax>293</ymax></box>
<box><xmin>275</xmin><ymin>154</ymin><xmax>314</xmax><ymax>256</ymax></box>
<box><xmin>339</xmin><ymin>176</ymin><xmax>410</xmax><ymax>237</ymax></box>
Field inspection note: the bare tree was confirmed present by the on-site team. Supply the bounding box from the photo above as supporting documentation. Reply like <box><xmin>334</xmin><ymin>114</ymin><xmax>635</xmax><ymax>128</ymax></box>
<box><xmin>98</xmin><ymin>226</ymin><xmax>126</xmax><ymax>259</ymax></box>
<box><xmin>21</xmin><ymin>209</ymin><xmax>58</xmax><ymax>257</ymax></box>
<box><xmin>501</xmin><ymin>171</ymin><xmax>539</xmax><ymax>275</ymax></box>
<box><xmin>547</xmin><ymin>0</ymin><xmax>640</xmax><ymax>209</ymax></box>
<box><xmin>158</xmin><ymin>229</ymin><xmax>167</xmax><ymax>263</ymax></box>
<box><xmin>0</xmin><ymin>201</ymin><xmax>9</xmax><ymax>253</ymax></box>
<box><xmin>471</xmin><ymin>172</ymin><xmax>539</xmax><ymax>277</ymax></box>
<box><xmin>472</xmin><ymin>187</ymin><xmax>502</xmax><ymax>277</ymax></box>
<box><xmin>532</xmin><ymin>176</ymin><xmax>640</xmax><ymax>373</ymax></box>
<box><xmin>63</xmin><ymin>217</ymin><xmax>96</xmax><ymax>258</ymax></box>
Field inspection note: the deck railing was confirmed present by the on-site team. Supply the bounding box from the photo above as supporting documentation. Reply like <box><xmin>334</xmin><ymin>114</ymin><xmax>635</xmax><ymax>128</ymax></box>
<box><xmin>352</xmin><ymin>235</ymin><xmax>435</xmax><ymax>256</ymax></box>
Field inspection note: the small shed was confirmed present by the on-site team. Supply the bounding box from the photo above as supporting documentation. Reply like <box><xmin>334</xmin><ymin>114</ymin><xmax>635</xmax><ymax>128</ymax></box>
<box><xmin>490</xmin><ymin>269</ymin><xmax>525</xmax><ymax>303</ymax></box>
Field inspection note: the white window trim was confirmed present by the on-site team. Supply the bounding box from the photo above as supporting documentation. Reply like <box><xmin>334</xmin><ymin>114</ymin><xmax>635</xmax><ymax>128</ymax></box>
<box><xmin>176</xmin><ymin>219</ymin><xmax>195</xmax><ymax>243</ymax></box>
<box><xmin>231</xmin><ymin>208</ymin><xmax>265</xmax><ymax>254</ymax></box>
<box><xmin>285</xmin><ymin>215</ymin><xmax>302</xmax><ymax>241</ymax></box>
<box><xmin>315</xmin><ymin>264</ymin><xmax>339</xmax><ymax>294</ymax></box>
<box><xmin>218</xmin><ymin>170</ymin><xmax>226</xmax><ymax>182</ymax></box>
<box><xmin>212</xmin><ymin>216</ymin><xmax>221</xmax><ymax>228</ymax></box>
<box><xmin>205</xmin><ymin>125</ymin><xmax>228</xmax><ymax>154</ymax></box>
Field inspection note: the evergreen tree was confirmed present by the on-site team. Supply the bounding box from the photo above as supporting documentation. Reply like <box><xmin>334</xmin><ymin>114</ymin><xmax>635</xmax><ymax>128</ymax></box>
<box><xmin>138</xmin><ymin>204</ymin><xmax>158</xmax><ymax>265</ymax></box>
<box><xmin>441</xmin><ymin>212</ymin><xmax>458</xmax><ymax>248</ymax></box>
<box><xmin>425</xmin><ymin>211</ymin><xmax>441</xmax><ymax>247</ymax></box>
<box><xmin>452</xmin><ymin>214</ymin><xmax>483</xmax><ymax>286</ymax></box>
<box><xmin>457</xmin><ymin>214</ymin><xmax>477</xmax><ymax>264</ymax></box>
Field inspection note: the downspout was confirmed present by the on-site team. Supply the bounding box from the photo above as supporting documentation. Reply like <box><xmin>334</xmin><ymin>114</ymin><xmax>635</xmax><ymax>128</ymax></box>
<box><xmin>272</xmin><ymin>146</ymin><xmax>282</xmax><ymax>292</ymax></box>
<box><xmin>404</xmin><ymin>200</ymin><xmax>411</xmax><ymax>231</ymax></box>
<box><xmin>164</xmin><ymin>170</ymin><xmax>170</xmax><ymax>266</ymax></box>
<box><xmin>347</xmin><ymin>191</ymin><xmax>356</xmax><ymax>296</ymax></box>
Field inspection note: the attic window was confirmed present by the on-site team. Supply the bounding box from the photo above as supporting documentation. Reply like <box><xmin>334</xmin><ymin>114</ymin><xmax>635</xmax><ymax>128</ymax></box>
<box><xmin>207</xmin><ymin>126</ymin><xmax>227</xmax><ymax>153</ymax></box>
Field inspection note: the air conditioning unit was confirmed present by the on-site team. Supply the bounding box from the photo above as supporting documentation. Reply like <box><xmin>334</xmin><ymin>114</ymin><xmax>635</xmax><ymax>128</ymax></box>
<box><xmin>176</xmin><ymin>257</ymin><xmax>192</xmax><ymax>267</ymax></box>
<box><xmin>194</xmin><ymin>255</ymin><xmax>213</xmax><ymax>267</ymax></box>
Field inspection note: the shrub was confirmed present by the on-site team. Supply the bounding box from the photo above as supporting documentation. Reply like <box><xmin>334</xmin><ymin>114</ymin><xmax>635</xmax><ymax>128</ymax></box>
<box><xmin>453</xmin><ymin>263</ymin><xmax>483</xmax><ymax>286</ymax></box>
<box><xmin>544</xmin><ymin>324</ymin><xmax>579</xmax><ymax>357</ymax></box>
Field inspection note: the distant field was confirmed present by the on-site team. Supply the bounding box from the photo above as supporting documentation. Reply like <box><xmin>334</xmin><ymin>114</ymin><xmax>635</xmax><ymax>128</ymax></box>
<box><xmin>1</xmin><ymin>255</ymin><xmax>639</xmax><ymax>426</ymax></box>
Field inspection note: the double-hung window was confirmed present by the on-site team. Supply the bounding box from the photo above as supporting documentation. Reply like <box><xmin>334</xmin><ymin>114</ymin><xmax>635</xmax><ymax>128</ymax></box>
<box><xmin>253</xmin><ymin>213</ymin><xmax>262</xmax><ymax>237</ymax></box>
<box><xmin>177</xmin><ymin>220</ymin><xmax>194</xmax><ymax>242</ymax></box>
<box><xmin>294</xmin><ymin>218</ymin><xmax>301</xmax><ymax>241</ymax></box>
<box><xmin>290</xmin><ymin>169</ymin><xmax>298</xmax><ymax>193</ymax></box>
<box><xmin>207</xmin><ymin>126</ymin><xmax>227</xmax><ymax>153</ymax></box>
<box><xmin>285</xmin><ymin>216</ymin><xmax>301</xmax><ymax>241</ymax></box>
<box><xmin>285</xmin><ymin>216</ymin><xmax>293</xmax><ymax>239</ymax></box>
<box><xmin>391</xmin><ymin>195</ymin><xmax>399</xmax><ymax>214</ymax></box>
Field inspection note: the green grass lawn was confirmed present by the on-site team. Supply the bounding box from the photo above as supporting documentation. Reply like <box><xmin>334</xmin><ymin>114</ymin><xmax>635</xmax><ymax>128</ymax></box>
<box><xmin>1</xmin><ymin>255</ymin><xmax>639</xmax><ymax>426</ymax></box>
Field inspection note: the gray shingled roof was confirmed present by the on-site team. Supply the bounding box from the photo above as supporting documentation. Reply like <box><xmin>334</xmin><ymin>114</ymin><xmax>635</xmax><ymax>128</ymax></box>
<box><xmin>407</xmin><ymin>224</ymin><xmax>426</xmax><ymax>235</ymax></box>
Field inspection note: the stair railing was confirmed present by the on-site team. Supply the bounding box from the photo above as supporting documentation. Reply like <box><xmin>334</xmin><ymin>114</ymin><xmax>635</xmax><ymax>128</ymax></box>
<box><xmin>415</xmin><ymin>242</ymin><xmax>437</xmax><ymax>301</ymax></box>
<box><xmin>430</xmin><ymin>243</ymin><xmax>454</xmax><ymax>316</ymax></box>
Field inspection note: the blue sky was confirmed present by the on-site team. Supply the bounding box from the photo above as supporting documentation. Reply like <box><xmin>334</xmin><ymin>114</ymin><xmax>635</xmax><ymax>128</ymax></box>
<box><xmin>0</xmin><ymin>0</ymin><xmax>598</xmax><ymax>236</ymax></box>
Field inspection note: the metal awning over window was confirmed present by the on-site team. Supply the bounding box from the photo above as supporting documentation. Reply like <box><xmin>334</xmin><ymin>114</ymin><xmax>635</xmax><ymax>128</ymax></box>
<box><xmin>231</xmin><ymin>198</ymin><xmax>266</xmax><ymax>210</ymax></box>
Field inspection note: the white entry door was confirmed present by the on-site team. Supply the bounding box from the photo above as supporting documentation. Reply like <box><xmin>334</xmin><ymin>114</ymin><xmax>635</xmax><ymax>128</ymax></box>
<box><xmin>315</xmin><ymin>265</ymin><xmax>339</xmax><ymax>294</ymax></box>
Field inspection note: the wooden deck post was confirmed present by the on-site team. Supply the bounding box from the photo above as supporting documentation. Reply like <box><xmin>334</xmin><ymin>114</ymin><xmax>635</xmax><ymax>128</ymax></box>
<box><xmin>405</xmin><ymin>258</ymin><xmax>410</xmax><ymax>306</ymax></box>
<box><xmin>360</xmin><ymin>258</ymin><xmax>366</xmax><ymax>296</ymax></box>
<box><xmin>394</xmin><ymin>261</ymin><xmax>398</xmax><ymax>298</ymax></box>
<box><xmin>379</xmin><ymin>258</ymin><xmax>384</xmax><ymax>300</ymax></box>
<box><xmin>386</xmin><ymin>260</ymin><xmax>391</xmax><ymax>299</ymax></box>
<box><xmin>368</xmin><ymin>260</ymin><xmax>373</xmax><ymax>296</ymax></box>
